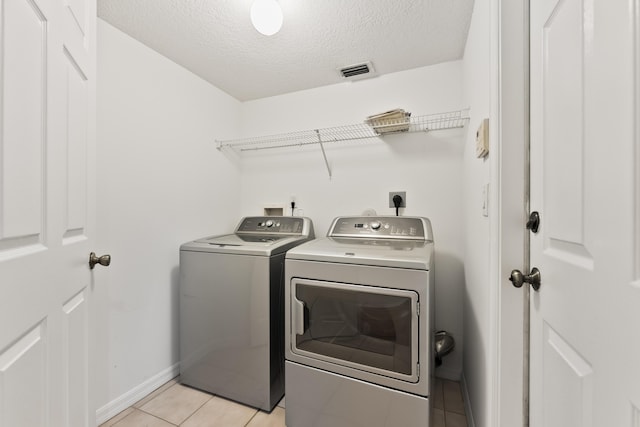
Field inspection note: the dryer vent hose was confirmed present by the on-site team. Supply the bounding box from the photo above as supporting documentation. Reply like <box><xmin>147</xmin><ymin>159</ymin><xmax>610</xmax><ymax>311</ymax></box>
<box><xmin>434</xmin><ymin>331</ymin><xmax>455</xmax><ymax>367</ymax></box>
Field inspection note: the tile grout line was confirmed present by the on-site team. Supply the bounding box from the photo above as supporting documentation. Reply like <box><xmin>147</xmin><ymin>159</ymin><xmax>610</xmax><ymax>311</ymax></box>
<box><xmin>133</xmin><ymin>407</ymin><xmax>180</xmax><ymax>426</ymax></box>
<box><xmin>174</xmin><ymin>394</ymin><xmax>214</xmax><ymax>426</ymax></box>
<box><xmin>115</xmin><ymin>408</ymin><xmax>180</xmax><ymax>427</ymax></box>
<box><xmin>243</xmin><ymin>409</ymin><xmax>260</xmax><ymax>427</ymax></box>
<box><xmin>135</xmin><ymin>382</ymin><xmax>213</xmax><ymax>426</ymax></box>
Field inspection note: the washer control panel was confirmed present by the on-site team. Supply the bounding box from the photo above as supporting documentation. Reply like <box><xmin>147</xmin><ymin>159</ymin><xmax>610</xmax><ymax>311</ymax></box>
<box><xmin>328</xmin><ymin>216</ymin><xmax>432</xmax><ymax>240</ymax></box>
<box><xmin>236</xmin><ymin>216</ymin><xmax>306</xmax><ymax>235</ymax></box>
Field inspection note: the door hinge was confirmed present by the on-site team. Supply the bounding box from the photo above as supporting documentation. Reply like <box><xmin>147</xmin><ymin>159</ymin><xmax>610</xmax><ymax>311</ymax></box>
<box><xmin>416</xmin><ymin>301</ymin><xmax>420</xmax><ymax>317</ymax></box>
<box><xmin>416</xmin><ymin>362</ymin><xmax>420</xmax><ymax>379</ymax></box>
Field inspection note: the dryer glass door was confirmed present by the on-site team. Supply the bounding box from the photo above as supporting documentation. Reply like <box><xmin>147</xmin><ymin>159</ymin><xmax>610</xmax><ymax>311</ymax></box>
<box><xmin>290</xmin><ymin>279</ymin><xmax>420</xmax><ymax>383</ymax></box>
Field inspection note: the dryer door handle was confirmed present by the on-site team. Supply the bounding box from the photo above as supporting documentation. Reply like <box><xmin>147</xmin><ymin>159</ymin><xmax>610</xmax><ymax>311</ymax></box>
<box><xmin>293</xmin><ymin>298</ymin><xmax>306</xmax><ymax>336</ymax></box>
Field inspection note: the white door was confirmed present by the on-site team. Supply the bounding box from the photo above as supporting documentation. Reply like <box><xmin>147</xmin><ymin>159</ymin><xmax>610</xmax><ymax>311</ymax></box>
<box><xmin>0</xmin><ymin>0</ymin><xmax>98</xmax><ymax>425</ymax></box>
<box><xmin>529</xmin><ymin>0</ymin><xmax>640</xmax><ymax>426</ymax></box>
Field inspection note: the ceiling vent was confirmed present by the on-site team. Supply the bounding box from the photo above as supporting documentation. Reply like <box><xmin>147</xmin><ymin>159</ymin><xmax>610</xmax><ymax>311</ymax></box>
<box><xmin>338</xmin><ymin>61</ymin><xmax>376</xmax><ymax>81</ymax></box>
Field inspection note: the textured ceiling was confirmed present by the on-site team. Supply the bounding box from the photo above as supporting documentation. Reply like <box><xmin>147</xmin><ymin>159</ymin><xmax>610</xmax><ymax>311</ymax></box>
<box><xmin>98</xmin><ymin>0</ymin><xmax>474</xmax><ymax>101</ymax></box>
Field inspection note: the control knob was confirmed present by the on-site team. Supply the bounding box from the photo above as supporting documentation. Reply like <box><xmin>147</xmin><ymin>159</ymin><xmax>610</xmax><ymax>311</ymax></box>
<box><xmin>370</xmin><ymin>221</ymin><xmax>381</xmax><ymax>230</ymax></box>
<box><xmin>265</xmin><ymin>220</ymin><xmax>274</xmax><ymax>227</ymax></box>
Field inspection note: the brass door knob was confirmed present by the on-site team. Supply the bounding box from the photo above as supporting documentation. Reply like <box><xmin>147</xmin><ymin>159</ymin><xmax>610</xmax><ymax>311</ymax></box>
<box><xmin>89</xmin><ymin>252</ymin><xmax>111</xmax><ymax>269</ymax></box>
<box><xmin>509</xmin><ymin>267</ymin><xmax>541</xmax><ymax>291</ymax></box>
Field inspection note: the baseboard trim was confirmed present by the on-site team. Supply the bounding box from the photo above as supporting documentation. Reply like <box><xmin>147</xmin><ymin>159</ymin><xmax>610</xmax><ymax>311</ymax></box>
<box><xmin>460</xmin><ymin>372</ymin><xmax>476</xmax><ymax>427</ymax></box>
<box><xmin>95</xmin><ymin>363</ymin><xmax>179</xmax><ymax>425</ymax></box>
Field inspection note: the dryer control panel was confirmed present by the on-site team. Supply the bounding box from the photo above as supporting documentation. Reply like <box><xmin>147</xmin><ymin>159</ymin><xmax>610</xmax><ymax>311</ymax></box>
<box><xmin>328</xmin><ymin>216</ymin><xmax>433</xmax><ymax>241</ymax></box>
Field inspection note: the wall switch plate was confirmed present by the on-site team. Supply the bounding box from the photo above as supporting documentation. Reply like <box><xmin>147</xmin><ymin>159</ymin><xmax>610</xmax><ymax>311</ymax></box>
<box><xmin>388</xmin><ymin>191</ymin><xmax>406</xmax><ymax>208</ymax></box>
<box><xmin>482</xmin><ymin>184</ymin><xmax>489</xmax><ymax>217</ymax></box>
<box><xmin>476</xmin><ymin>118</ymin><xmax>489</xmax><ymax>158</ymax></box>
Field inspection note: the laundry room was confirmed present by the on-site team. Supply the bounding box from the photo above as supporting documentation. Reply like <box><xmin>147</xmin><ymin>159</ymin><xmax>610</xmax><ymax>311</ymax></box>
<box><xmin>5</xmin><ymin>0</ymin><xmax>638</xmax><ymax>425</ymax></box>
<box><xmin>94</xmin><ymin>0</ymin><xmax>497</xmax><ymax>425</ymax></box>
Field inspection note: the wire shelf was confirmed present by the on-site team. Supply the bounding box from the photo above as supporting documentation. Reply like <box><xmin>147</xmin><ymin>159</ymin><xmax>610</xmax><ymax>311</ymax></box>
<box><xmin>216</xmin><ymin>108</ymin><xmax>469</xmax><ymax>152</ymax></box>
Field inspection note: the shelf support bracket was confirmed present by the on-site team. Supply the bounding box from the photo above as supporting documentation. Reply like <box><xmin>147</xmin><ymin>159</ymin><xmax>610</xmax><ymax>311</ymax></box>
<box><xmin>315</xmin><ymin>129</ymin><xmax>332</xmax><ymax>179</ymax></box>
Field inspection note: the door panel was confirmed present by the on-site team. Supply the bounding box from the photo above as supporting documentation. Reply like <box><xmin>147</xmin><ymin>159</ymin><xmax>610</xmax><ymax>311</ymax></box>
<box><xmin>542</xmin><ymin>0</ymin><xmax>594</xmax><ymax>269</ymax></box>
<box><xmin>1</xmin><ymin>0</ymin><xmax>46</xmax><ymax>248</ymax></box>
<box><xmin>0</xmin><ymin>322</ymin><xmax>47</xmax><ymax>426</ymax></box>
<box><xmin>0</xmin><ymin>0</ymin><xmax>97</xmax><ymax>424</ymax></box>
<box><xmin>530</xmin><ymin>0</ymin><xmax>639</xmax><ymax>425</ymax></box>
<box><xmin>63</xmin><ymin>289</ymin><xmax>89</xmax><ymax>426</ymax></box>
<box><xmin>63</xmin><ymin>49</ymin><xmax>88</xmax><ymax>240</ymax></box>
<box><xmin>542</xmin><ymin>323</ymin><xmax>593</xmax><ymax>427</ymax></box>
<box><xmin>66</xmin><ymin>0</ymin><xmax>87</xmax><ymax>36</ymax></box>
<box><xmin>543</xmin><ymin>0</ymin><xmax>585</xmax><ymax>251</ymax></box>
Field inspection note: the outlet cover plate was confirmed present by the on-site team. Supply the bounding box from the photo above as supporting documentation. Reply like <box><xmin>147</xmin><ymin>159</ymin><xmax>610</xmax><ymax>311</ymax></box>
<box><xmin>388</xmin><ymin>192</ymin><xmax>407</xmax><ymax>208</ymax></box>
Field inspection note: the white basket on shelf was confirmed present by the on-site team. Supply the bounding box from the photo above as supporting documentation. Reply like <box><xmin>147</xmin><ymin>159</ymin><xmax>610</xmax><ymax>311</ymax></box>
<box><xmin>364</xmin><ymin>109</ymin><xmax>411</xmax><ymax>134</ymax></box>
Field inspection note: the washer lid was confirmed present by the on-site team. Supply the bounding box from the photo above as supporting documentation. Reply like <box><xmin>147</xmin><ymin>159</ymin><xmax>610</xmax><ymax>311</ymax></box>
<box><xmin>197</xmin><ymin>234</ymin><xmax>288</xmax><ymax>245</ymax></box>
<box><xmin>285</xmin><ymin>237</ymin><xmax>434</xmax><ymax>270</ymax></box>
<box><xmin>181</xmin><ymin>233</ymin><xmax>312</xmax><ymax>256</ymax></box>
<box><xmin>180</xmin><ymin>216</ymin><xmax>315</xmax><ymax>256</ymax></box>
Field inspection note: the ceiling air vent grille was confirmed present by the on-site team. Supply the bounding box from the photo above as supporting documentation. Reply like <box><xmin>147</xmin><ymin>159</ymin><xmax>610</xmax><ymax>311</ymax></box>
<box><xmin>339</xmin><ymin>62</ymin><xmax>376</xmax><ymax>80</ymax></box>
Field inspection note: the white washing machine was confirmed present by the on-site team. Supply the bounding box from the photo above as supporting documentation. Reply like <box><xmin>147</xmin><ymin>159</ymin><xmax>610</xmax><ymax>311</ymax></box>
<box><xmin>284</xmin><ymin>216</ymin><xmax>435</xmax><ymax>427</ymax></box>
<box><xmin>179</xmin><ymin>216</ymin><xmax>314</xmax><ymax>412</ymax></box>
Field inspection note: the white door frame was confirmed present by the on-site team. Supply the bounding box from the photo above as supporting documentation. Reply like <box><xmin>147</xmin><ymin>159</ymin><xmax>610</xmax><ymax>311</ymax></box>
<box><xmin>489</xmin><ymin>0</ymin><xmax>529</xmax><ymax>426</ymax></box>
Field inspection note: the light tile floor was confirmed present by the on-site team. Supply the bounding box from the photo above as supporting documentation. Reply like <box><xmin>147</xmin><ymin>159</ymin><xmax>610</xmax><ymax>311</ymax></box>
<box><xmin>101</xmin><ymin>377</ymin><xmax>468</xmax><ymax>427</ymax></box>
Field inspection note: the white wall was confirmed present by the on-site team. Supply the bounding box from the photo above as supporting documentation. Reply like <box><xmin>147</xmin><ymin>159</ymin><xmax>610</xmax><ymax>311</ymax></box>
<box><xmin>238</xmin><ymin>62</ymin><xmax>467</xmax><ymax>379</ymax></box>
<box><xmin>461</xmin><ymin>0</ymin><xmax>492</xmax><ymax>425</ymax></box>
<box><xmin>462</xmin><ymin>2</ymin><xmax>529</xmax><ymax>426</ymax></box>
<box><xmin>96</xmin><ymin>20</ymin><xmax>242</xmax><ymax>419</ymax></box>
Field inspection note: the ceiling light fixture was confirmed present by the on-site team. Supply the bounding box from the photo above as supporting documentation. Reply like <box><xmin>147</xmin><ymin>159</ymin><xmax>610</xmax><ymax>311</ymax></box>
<box><xmin>250</xmin><ymin>0</ymin><xmax>283</xmax><ymax>36</ymax></box>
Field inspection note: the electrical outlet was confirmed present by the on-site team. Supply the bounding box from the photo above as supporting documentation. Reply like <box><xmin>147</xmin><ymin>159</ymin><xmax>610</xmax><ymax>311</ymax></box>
<box><xmin>388</xmin><ymin>192</ymin><xmax>407</xmax><ymax>208</ymax></box>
